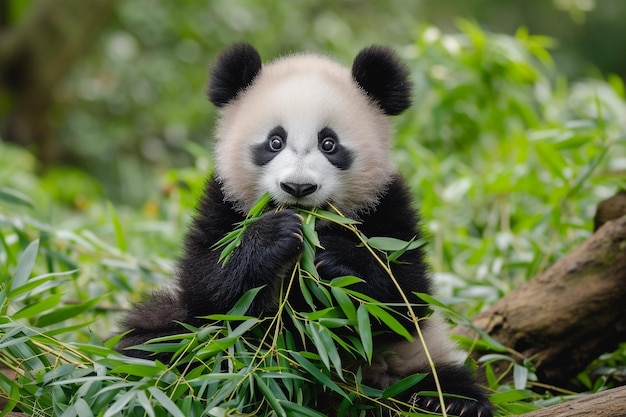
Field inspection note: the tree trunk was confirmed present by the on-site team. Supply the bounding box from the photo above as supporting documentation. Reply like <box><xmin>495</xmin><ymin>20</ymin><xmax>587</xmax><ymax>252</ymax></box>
<box><xmin>455</xmin><ymin>215</ymin><xmax>626</xmax><ymax>386</ymax></box>
<box><xmin>0</xmin><ymin>0</ymin><xmax>116</xmax><ymax>166</ymax></box>
<box><xmin>517</xmin><ymin>385</ymin><xmax>626</xmax><ymax>417</ymax></box>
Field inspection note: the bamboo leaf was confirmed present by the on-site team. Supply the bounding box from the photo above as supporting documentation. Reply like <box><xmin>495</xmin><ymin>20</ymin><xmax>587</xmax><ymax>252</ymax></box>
<box><xmin>0</xmin><ymin>187</ymin><xmax>33</xmax><ymax>208</ymax></box>
<box><xmin>306</xmin><ymin>321</ymin><xmax>330</xmax><ymax>371</ymax></box>
<box><xmin>147</xmin><ymin>386</ymin><xmax>186</xmax><ymax>417</ymax></box>
<box><xmin>107</xmin><ymin>201</ymin><xmax>127</xmax><ymax>252</ymax></box>
<box><xmin>9</xmin><ymin>269</ymin><xmax>77</xmax><ymax>300</ymax></box>
<box><xmin>382</xmin><ymin>373</ymin><xmax>427</xmax><ymax>398</ymax></box>
<box><xmin>253</xmin><ymin>374</ymin><xmax>287</xmax><ymax>417</ymax></box>
<box><xmin>301</xmin><ymin>210</ymin><xmax>321</xmax><ymax>248</ymax></box>
<box><xmin>331</xmin><ymin>286</ymin><xmax>357</xmax><ymax>321</ymax></box>
<box><xmin>357</xmin><ymin>304</ymin><xmax>372</xmax><ymax>362</ymax></box>
<box><xmin>316</xmin><ymin>325</ymin><xmax>343</xmax><ymax>380</ymax></box>
<box><xmin>305</xmin><ymin>209</ymin><xmax>360</xmax><ymax>225</ymax></box>
<box><xmin>136</xmin><ymin>390</ymin><xmax>156</xmax><ymax>417</ymax></box>
<box><xmin>248</xmin><ymin>192</ymin><xmax>272</xmax><ymax>217</ymax></box>
<box><xmin>364</xmin><ymin>303</ymin><xmax>412</xmax><ymax>341</ymax></box>
<box><xmin>329</xmin><ymin>275</ymin><xmax>363</xmax><ymax>288</ymax></box>
<box><xmin>366</xmin><ymin>236</ymin><xmax>425</xmax><ymax>252</ymax></box>
<box><xmin>290</xmin><ymin>351</ymin><xmax>350</xmax><ymax>401</ymax></box>
<box><xmin>279</xmin><ymin>400</ymin><xmax>327</xmax><ymax>417</ymax></box>
<box><xmin>226</xmin><ymin>286</ymin><xmax>264</xmax><ymax>316</ymax></box>
<box><xmin>34</xmin><ymin>296</ymin><xmax>101</xmax><ymax>327</ymax></box>
<box><xmin>513</xmin><ymin>364</ymin><xmax>529</xmax><ymax>390</ymax></box>
<box><xmin>11</xmin><ymin>239</ymin><xmax>39</xmax><ymax>293</ymax></box>
<box><xmin>13</xmin><ymin>293</ymin><xmax>64</xmax><ymax>320</ymax></box>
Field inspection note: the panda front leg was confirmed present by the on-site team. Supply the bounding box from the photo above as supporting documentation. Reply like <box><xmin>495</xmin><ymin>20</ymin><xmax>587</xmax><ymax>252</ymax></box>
<box><xmin>180</xmin><ymin>208</ymin><xmax>304</xmax><ymax>318</ymax></box>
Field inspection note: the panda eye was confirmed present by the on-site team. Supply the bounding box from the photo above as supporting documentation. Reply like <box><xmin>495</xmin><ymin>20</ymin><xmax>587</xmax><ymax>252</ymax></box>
<box><xmin>320</xmin><ymin>138</ymin><xmax>336</xmax><ymax>153</ymax></box>
<box><xmin>268</xmin><ymin>135</ymin><xmax>284</xmax><ymax>151</ymax></box>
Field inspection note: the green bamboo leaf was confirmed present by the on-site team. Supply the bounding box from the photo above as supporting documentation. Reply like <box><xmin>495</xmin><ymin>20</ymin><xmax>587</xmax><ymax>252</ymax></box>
<box><xmin>12</xmin><ymin>293</ymin><xmax>63</xmax><ymax>320</ymax></box>
<box><xmin>248</xmin><ymin>192</ymin><xmax>272</xmax><ymax>217</ymax></box>
<box><xmin>217</xmin><ymin>237</ymin><xmax>240</xmax><ymax>265</ymax></box>
<box><xmin>136</xmin><ymin>390</ymin><xmax>156</xmax><ymax>417</ymax></box>
<box><xmin>0</xmin><ymin>378</ymin><xmax>19</xmax><ymax>416</ymax></box>
<box><xmin>11</xmin><ymin>239</ymin><xmax>39</xmax><ymax>293</ymax></box>
<box><xmin>34</xmin><ymin>296</ymin><xmax>101</xmax><ymax>327</ymax></box>
<box><xmin>489</xmin><ymin>389</ymin><xmax>534</xmax><ymax>404</ymax></box>
<box><xmin>279</xmin><ymin>400</ymin><xmax>327</xmax><ymax>417</ymax></box>
<box><xmin>329</xmin><ymin>275</ymin><xmax>363</xmax><ymax>288</ymax></box>
<box><xmin>212</xmin><ymin>228</ymin><xmax>243</xmax><ymax>249</ymax></box>
<box><xmin>300</xmin><ymin>239</ymin><xmax>319</xmax><ymax>279</ymax></box>
<box><xmin>306</xmin><ymin>209</ymin><xmax>360</xmax><ymax>225</ymax></box>
<box><xmin>364</xmin><ymin>304</ymin><xmax>412</xmax><ymax>341</ymax></box>
<box><xmin>0</xmin><ymin>188</ymin><xmax>33</xmax><ymax>208</ymax></box>
<box><xmin>44</xmin><ymin>321</ymin><xmax>97</xmax><ymax>338</ymax></box>
<box><xmin>366</xmin><ymin>236</ymin><xmax>425</xmax><ymax>252</ymax></box>
<box><xmin>147</xmin><ymin>386</ymin><xmax>186</xmax><ymax>417</ymax></box>
<box><xmin>303</xmin><ymin>306</ymin><xmax>342</xmax><ymax>321</ymax></box>
<box><xmin>316</xmin><ymin>325</ymin><xmax>343</xmax><ymax>380</ymax></box>
<box><xmin>226</xmin><ymin>286</ymin><xmax>264</xmax><ymax>316</ymax></box>
<box><xmin>253</xmin><ymin>374</ymin><xmax>287</xmax><ymax>417</ymax></box>
<box><xmin>300</xmin><ymin>211</ymin><xmax>321</xmax><ymax>248</ymax></box>
<box><xmin>110</xmin><ymin>363</ymin><xmax>165</xmax><ymax>378</ymax></box>
<box><xmin>9</xmin><ymin>269</ymin><xmax>77</xmax><ymax>300</ymax></box>
<box><xmin>306</xmin><ymin>321</ymin><xmax>330</xmax><ymax>371</ymax></box>
<box><xmin>513</xmin><ymin>364</ymin><xmax>529</xmax><ymax>390</ymax></box>
<box><xmin>357</xmin><ymin>304</ymin><xmax>372</xmax><ymax>362</ymax></box>
<box><xmin>304</xmin><ymin>276</ymin><xmax>331</xmax><ymax>307</ymax></box>
<box><xmin>382</xmin><ymin>373</ymin><xmax>427</xmax><ymax>398</ymax></box>
<box><xmin>388</xmin><ymin>238</ymin><xmax>427</xmax><ymax>263</ymax></box>
<box><xmin>331</xmin><ymin>287</ymin><xmax>357</xmax><ymax>320</ymax></box>
<box><xmin>73</xmin><ymin>398</ymin><xmax>94</xmax><ymax>417</ymax></box>
<box><xmin>289</xmin><ymin>351</ymin><xmax>350</xmax><ymax>401</ymax></box>
<box><xmin>103</xmin><ymin>389</ymin><xmax>136</xmax><ymax>417</ymax></box>
<box><xmin>297</xmin><ymin>274</ymin><xmax>316</xmax><ymax>309</ymax></box>
<box><xmin>107</xmin><ymin>201</ymin><xmax>127</xmax><ymax>252</ymax></box>
<box><xmin>484</xmin><ymin>362</ymin><xmax>498</xmax><ymax>389</ymax></box>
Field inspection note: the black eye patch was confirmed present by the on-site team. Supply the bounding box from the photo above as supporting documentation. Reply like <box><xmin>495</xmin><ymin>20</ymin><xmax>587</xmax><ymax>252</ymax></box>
<box><xmin>318</xmin><ymin>127</ymin><xmax>353</xmax><ymax>170</ymax></box>
<box><xmin>252</xmin><ymin>126</ymin><xmax>287</xmax><ymax>166</ymax></box>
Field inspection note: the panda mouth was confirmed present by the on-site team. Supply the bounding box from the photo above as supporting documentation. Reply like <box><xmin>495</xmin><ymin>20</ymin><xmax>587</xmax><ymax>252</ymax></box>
<box><xmin>269</xmin><ymin>197</ymin><xmax>328</xmax><ymax>210</ymax></box>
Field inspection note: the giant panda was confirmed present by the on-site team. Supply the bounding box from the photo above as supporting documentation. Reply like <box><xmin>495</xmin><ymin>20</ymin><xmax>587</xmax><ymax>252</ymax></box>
<box><xmin>116</xmin><ymin>43</ymin><xmax>493</xmax><ymax>417</ymax></box>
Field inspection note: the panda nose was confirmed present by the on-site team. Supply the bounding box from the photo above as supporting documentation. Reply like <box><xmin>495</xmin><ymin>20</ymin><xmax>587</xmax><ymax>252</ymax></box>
<box><xmin>280</xmin><ymin>182</ymin><xmax>318</xmax><ymax>197</ymax></box>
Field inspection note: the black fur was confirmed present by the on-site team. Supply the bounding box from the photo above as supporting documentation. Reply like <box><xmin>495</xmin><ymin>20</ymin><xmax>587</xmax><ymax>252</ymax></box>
<box><xmin>208</xmin><ymin>43</ymin><xmax>262</xmax><ymax>107</ymax></box>
<box><xmin>252</xmin><ymin>125</ymin><xmax>287</xmax><ymax>166</ymax></box>
<box><xmin>352</xmin><ymin>45</ymin><xmax>412</xmax><ymax>115</ymax></box>
<box><xmin>317</xmin><ymin>127</ymin><xmax>354</xmax><ymax>170</ymax></box>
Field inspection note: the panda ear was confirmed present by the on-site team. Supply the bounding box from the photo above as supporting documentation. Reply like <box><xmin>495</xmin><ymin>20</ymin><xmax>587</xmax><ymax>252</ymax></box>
<box><xmin>352</xmin><ymin>46</ymin><xmax>412</xmax><ymax>115</ymax></box>
<box><xmin>208</xmin><ymin>43</ymin><xmax>262</xmax><ymax>107</ymax></box>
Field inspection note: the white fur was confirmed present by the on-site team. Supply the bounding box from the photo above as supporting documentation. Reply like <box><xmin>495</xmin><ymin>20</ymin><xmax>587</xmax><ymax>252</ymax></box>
<box><xmin>363</xmin><ymin>313</ymin><xmax>465</xmax><ymax>388</ymax></box>
<box><xmin>213</xmin><ymin>53</ymin><xmax>396</xmax><ymax>215</ymax></box>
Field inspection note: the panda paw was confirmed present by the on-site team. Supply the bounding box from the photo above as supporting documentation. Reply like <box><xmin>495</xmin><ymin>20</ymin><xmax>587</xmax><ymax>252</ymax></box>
<box><xmin>314</xmin><ymin>250</ymin><xmax>357</xmax><ymax>280</ymax></box>
<box><xmin>410</xmin><ymin>394</ymin><xmax>493</xmax><ymax>417</ymax></box>
<box><xmin>248</xmin><ymin>209</ymin><xmax>304</xmax><ymax>262</ymax></box>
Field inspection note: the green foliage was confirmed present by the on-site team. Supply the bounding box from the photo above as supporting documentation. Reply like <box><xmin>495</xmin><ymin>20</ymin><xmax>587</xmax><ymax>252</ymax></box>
<box><xmin>2</xmin><ymin>22</ymin><xmax>626</xmax><ymax>416</ymax></box>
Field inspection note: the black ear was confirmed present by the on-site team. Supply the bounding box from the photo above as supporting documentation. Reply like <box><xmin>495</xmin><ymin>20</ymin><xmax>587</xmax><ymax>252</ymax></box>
<box><xmin>208</xmin><ymin>43</ymin><xmax>262</xmax><ymax>107</ymax></box>
<box><xmin>352</xmin><ymin>46</ymin><xmax>412</xmax><ymax>115</ymax></box>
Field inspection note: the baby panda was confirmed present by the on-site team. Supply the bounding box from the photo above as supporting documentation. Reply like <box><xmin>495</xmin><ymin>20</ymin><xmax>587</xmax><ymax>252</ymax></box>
<box><xmin>116</xmin><ymin>43</ymin><xmax>493</xmax><ymax>417</ymax></box>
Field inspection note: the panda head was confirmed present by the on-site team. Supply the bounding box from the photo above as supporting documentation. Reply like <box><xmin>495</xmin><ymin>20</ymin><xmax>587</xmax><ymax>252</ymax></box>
<box><xmin>208</xmin><ymin>43</ymin><xmax>412</xmax><ymax>216</ymax></box>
